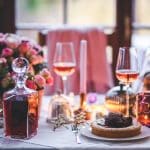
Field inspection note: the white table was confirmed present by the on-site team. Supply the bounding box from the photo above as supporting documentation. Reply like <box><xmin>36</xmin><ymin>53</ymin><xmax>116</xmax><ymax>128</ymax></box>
<box><xmin>0</xmin><ymin>95</ymin><xmax>150</xmax><ymax>150</ymax></box>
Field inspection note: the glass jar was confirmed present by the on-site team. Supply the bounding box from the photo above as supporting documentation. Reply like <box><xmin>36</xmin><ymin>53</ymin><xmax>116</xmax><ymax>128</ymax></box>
<box><xmin>135</xmin><ymin>50</ymin><xmax>150</xmax><ymax>127</ymax></box>
<box><xmin>3</xmin><ymin>57</ymin><xmax>38</xmax><ymax>139</ymax></box>
<box><xmin>105</xmin><ymin>83</ymin><xmax>136</xmax><ymax>116</ymax></box>
<box><xmin>137</xmin><ymin>92</ymin><xmax>150</xmax><ymax>127</ymax></box>
<box><xmin>47</xmin><ymin>94</ymin><xmax>72</xmax><ymax>124</ymax></box>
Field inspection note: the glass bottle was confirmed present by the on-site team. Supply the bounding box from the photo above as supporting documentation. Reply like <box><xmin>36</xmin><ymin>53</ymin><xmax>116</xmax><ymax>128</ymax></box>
<box><xmin>3</xmin><ymin>57</ymin><xmax>38</xmax><ymax>139</ymax></box>
<box><xmin>137</xmin><ymin>72</ymin><xmax>150</xmax><ymax>127</ymax></box>
<box><xmin>137</xmin><ymin>91</ymin><xmax>150</xmax><ymax>127</ymax></box>
<box><xmin>136</xmin><ymin>50</ymin><xmax>150</xmax><ymax>127</ymax></box>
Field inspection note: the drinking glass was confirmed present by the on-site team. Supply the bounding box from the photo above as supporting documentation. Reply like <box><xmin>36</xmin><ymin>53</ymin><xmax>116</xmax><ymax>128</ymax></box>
<box><xmin>116</xmin><ymin>47</ymin><xmax>139</xmax><ymax>117</ymax></box>
<box><xmin>53</xmin><ymin>42</ymin><xmax>76</xmax><ymax>95</ymax></box>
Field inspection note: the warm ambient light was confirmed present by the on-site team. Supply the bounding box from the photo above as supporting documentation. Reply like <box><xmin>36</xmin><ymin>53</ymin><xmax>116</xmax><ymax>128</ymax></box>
<box><xmin>105</xmin><ymin>103</ymin><xmax>126</xmax><ymax>114</ymax></box>
<box><xmin>90</xmin><ymin>105</ymin><xmax>109</xmax><ymax>120</ymax></box>
<box><xmin>144</xmin><ymin>115</ymin><xmax>148</xmax><ymax>120</ymax></box>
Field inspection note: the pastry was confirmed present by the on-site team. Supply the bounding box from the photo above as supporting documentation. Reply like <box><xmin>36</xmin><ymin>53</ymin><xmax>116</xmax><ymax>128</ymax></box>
<box><xmin>91</xmin><ymin>113</ymin><xmax>141</xmax><ymax>138</ymax></box>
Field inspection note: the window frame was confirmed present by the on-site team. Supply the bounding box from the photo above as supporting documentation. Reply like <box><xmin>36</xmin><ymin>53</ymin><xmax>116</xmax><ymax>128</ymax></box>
<box><xmin>1</xmin><ymin>0</ymin><xmax>143</xmax><ymax>85</ymax></box>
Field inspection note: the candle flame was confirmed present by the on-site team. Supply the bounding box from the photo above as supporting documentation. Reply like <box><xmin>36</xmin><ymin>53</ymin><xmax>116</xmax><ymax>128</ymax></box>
<box><xmin>144</xmin><ymin>115</ymin><xmax>148</xmax><ymax>120</ymax></box>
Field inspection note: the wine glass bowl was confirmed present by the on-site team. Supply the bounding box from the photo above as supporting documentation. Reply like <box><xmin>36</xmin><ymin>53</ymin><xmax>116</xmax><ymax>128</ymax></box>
<box><xmin>116</xmin><ymin>70</ymin><xmax>139</xmax><ymax>84</ymax></box>
<box><xmin>116</xmin><ymin>47</ymin><xmax>139</xmax><ymax>84</ymax></box>
<box><xmin>53</xmin><ymin>62</ymin><xmax>76</xmax><ymax>77</ymax></box>
<box><xmin>53</xmin><ymin>42</ymin><xmax>76</xmax><ymax>95</ymax></box>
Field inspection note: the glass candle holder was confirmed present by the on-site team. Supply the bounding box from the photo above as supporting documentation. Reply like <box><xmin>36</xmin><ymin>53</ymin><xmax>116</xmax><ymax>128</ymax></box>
<box><xmin>137</xmin><ymin>92</ymin><xmax>150</xmax><ymax>127</ymax></box>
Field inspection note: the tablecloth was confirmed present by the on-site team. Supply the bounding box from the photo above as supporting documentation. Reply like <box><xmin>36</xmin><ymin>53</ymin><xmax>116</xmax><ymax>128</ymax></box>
<box><xmin>0</xmin><ymin>95</ymin><xmax>149</xmax><ymax>150</ymax></box>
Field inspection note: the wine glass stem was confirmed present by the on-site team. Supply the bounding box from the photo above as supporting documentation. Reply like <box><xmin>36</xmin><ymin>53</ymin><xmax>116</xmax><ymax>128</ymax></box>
<box><xmin>126</xmin><ymin>84</ymin><xmax>130</xmax><ymax>117</ymax></box>
<box><xmin>62</xmin><ymin>76</ymin><xmax>67</xmax><ymax>95</ymax></box>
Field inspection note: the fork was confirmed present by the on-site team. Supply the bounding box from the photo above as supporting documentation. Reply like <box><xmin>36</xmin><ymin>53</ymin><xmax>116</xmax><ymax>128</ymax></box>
<box><xmin>71</xmin><ymin>124</ymin><xmax>82</xmax><ymax>144</ymax></box>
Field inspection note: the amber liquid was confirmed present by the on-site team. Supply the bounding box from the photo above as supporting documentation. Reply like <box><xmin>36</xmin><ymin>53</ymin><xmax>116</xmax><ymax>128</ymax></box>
<box><xmin>53</xmin><ymin>62</ymin><xmax>75</xmax><ymax>76</ymax></box>
<box><xmin>3</xmin><ymin>94</ymin><xmax>38</xmax><ymax>139</ymax></box>
<box><xmin>116</xmin><ymin>70</ymin><xmax>139</xmax><ymax>83</ymax></box>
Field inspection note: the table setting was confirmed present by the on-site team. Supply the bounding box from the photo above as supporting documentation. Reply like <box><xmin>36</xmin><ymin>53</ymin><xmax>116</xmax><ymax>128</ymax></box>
<box><xmin>0</xmin><ymin>34</ymin><xmax>150</xmax><ymax>149</ymax></box>
<box><xmin>1</xmin><ymin>95</ymin><xmax>150</xmax><ymax>150</ymax></box>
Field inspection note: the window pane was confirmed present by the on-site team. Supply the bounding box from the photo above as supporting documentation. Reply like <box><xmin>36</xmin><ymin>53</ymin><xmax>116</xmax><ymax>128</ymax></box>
<box><xmin>68</xmin><ymin>0</ymin><xmax>116</xmax><ymax>26</ymax></box>
<box><xmin>16</xmin><ymin>30</ymin><xmax>38</xmax><ymax>41</ymax></box>
<box><xmin>132</xmin><ymin>30</ymin><xmax>150</xmax><ymax>48</ymax></box>
<box><xmin>135</xmin><ymin>0</ymin><xmax>150</xmax><ymax>24</ymax></box>
<box><xmin>16</xmin><ymin>0</ymin><xmax>63</xmax><ymax>24</ymax></box>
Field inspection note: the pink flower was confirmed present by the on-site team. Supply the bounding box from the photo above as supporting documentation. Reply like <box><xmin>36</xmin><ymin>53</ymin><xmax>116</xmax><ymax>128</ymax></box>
<box><xmin>33</xmin><ymin>44</ymin><xmax>42</xmax><ymax>52</ymax></box>
<box><xmin>0</xmin><ymin>33</ymin><xmax>4</xmax><ymax>38</ymax></box>
<box><xmin>5</xmin><ymin>34</ymin><xmax>20</xmax><ymax>49</ymax></box>
<box><xmin>40</xmin><ymin>68</ymin><xmax>53</xmax><ymax>85</ymax></box>
<box><xmin>34</xmin><ymin>75</ymin><xmax>46</xmax><ymax>89</ymax></box>
<box><xmin>18</xmin><ymin>41</ymin><xmax>32</xmax><ymax>54</ymax></box>
<box><xmin>0</xmin><ymin>58</ymin><xmax>7</xmax><ymax>64</ymax></box>
<box><xmin>28</xmin><ymin>65</ymin><xmax>35</xmax><ymax>74</ymax></box>
<box><xmin>0</xmin><ymin>33</ymin><xmax>53</xmax><ymax>94</ymax></box>
<box><xmin>26</xmin><ymin>79</ymin><xmax>37</xmax><ymax>90</ymax></box>
<box><xmin>46</xmin><ymin>77</ymin><xmax>53</xmax><ymax>85</ymax></box>
<box><xmin>0</xmin><ymin>33</ymin><xmax>4</xmax><ymax>42</ymax></box>
<box><xmin>30</xmin><ymin>55</ymin><xmax>44</xmax><ymax>65</ymax></box>
<box><xmin>1</xmin><ymin>48</ymin><xmax>13</xmax><ymax>57</ymax></box>
<box><xmin>40</xmin><ymin>68</ymin><xmax>51</xmax><ymax>79</ymax></box>
<box><xmin>31</xmin><ymin>49</ymin><xmax>38</xmax><ymax>55</ymax></box>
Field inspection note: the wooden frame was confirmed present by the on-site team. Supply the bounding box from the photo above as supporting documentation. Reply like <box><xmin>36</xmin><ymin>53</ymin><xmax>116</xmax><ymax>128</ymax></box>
<box><xmin>0</xmin><ymin>0</ymin><xmax>15</xmax><ymax>33</ymax></box>
<box><xmin>38</xmin><ymin>0</ymin><xmax>133</xmax><ymax>86</ymax></box>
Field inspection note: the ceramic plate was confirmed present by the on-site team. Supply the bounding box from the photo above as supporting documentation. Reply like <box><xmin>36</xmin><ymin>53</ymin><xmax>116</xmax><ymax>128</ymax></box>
<box><xmin>80</xmin><ymin>126</ymin><xmax>150</xmax><ymax>141</ymax></box>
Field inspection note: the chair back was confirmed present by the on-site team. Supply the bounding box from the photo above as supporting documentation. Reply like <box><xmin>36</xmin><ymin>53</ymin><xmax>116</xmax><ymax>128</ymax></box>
<box><xmin>39</xmin><ymin>26</ymin><xmax>114</xmax><ymax>94</ymax></box>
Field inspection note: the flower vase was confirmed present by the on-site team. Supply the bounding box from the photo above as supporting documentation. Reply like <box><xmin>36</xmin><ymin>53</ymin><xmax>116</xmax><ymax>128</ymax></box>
<box><xmin>38</xmin><ymin>89</ymin><xmax>44</xmax><ymax>119</ymax></box>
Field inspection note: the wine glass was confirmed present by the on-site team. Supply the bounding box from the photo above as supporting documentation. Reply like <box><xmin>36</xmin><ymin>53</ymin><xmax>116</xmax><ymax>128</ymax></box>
<box><xmin>116</xmin><ymin>47</ymin><xmax>139</xmax><ymax>117</ymax></box>
<box><xmin>53</xmin><ymin>42</ymin><xmax>76</xmax><ymax>95</ymax></box>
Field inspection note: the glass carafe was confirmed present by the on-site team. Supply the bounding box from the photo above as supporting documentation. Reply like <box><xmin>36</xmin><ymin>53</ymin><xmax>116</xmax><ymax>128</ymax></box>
<box><xmin>3</xmin><ymin>57</ymin><xmax>38</xmax><ymax>139</ymax></box>
<box><xmin>137</xmin><ymin>92</ymin><xmax>150</xmax><ymax>127</ymax></box>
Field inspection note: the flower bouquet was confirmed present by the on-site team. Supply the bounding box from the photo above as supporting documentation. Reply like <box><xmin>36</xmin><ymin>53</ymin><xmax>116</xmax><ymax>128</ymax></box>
<box><xmin>0</xmin><ymin>33</ymin><xmax>53</xmax><ymax>123</ymax></box>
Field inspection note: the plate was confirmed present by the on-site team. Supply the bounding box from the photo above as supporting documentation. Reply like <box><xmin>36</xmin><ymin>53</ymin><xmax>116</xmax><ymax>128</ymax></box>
<box><xmin>80</xmin><ymin>126</ymin><xmax>150</xmax><ymax>141</ymax></box>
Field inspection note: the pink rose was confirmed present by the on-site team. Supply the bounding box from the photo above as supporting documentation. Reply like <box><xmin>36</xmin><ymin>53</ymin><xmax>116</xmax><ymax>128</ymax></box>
<box><xmin>0</xmin><ymin>33</ymin><xmax>4</xmax><ymax>42</ymax></box>
<box><xmin>46</xmin><ymin>77</ymin><xmax>53</xmax><ymax>85</ymax></box>
<box><xmin>28</xmin><ymin>65</ymin><xmax>35</xmax><ymax>74</ymax></box>
<box><xmin>33</xmin><ymin>44</ymin><xmax>42</xmax><ymax>52</ymax></box>
<box><xmin>27</xmin><ymin>48</ymin><xmax>38</xmax><ymax>55</ymax></box>
<box><xmin>30</xmin><ymin>55</ymin><xmax>44</xmax><ymax>65</ymax></box>
<box><xmin>26</xmin><ymin>79</ymin><xmax>37</xmax><ymax>90</ymax></box>
<box><xmin>0</xmin><ymin>57</ymin><xmax>7</xmax><ymax>64</ymax></box>
<box><xmin>40</xmin><ymin>68</ymin><xmax>51</xmax><ymax>79</ymax></box>
<box><xmin>19</xmin><ymin>41</ymin><xmax>32</xmax><ymax>54</ymax></box>
<box><xmin>0</xmin><ymin>33</ymin><xmax>4</xmax><ymax>38</ymax></box>
<box><xmin>40</xmin><ymin>68</ymin><xmax>53</xmax><ymax>85</ymax></box>
<box><xmin>5</xmin><ymin>34</ymin><xmax>20</xmax><ymax>49</ymax></box>
<box><xmin>34</xmin><ymin>75</ymin><xmax>46</xmax><ymax>89</ymax></box>
<box><xmin>1</xmin><ymin>48</ymin><xmax>13</xmax><ymax>57</ymax></box>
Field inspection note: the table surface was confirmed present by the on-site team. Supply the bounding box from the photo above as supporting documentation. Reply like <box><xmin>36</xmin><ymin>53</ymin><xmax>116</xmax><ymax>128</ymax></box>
<box><xmin>0</xmin><ymin>95</ymin><xmax>150</xmax><ymax>150</ymax></box>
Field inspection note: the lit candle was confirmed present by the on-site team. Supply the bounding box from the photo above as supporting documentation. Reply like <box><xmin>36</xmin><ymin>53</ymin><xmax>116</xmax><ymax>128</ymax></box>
<box><xmin>80</xmin><ymin>40</ymin><xmax>87</xmax><ymax>94</ymax></box>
